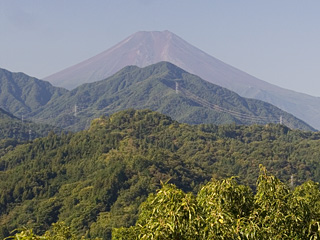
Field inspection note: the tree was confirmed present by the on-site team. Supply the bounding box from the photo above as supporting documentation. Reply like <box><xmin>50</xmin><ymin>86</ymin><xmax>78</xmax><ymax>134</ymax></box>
<box><xmin>113</xmin><ymin>165</ymin><xmax>320</xmax><ymax>240</ymax></box>
<box><xmin>113</xmin><ymin>183</ymin><xmax>202</xmax><ymax>240</ymax></box>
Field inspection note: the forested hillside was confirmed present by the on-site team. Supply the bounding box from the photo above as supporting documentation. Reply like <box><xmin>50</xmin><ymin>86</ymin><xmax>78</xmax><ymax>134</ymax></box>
<box><xmin>1</xmin><ymin>109</ymin><xmax>320</xmax><ymax>239</ymax></box>
<box><xmin>0</xmin><ymin>68</ymin><xmax>67</xmax><ymax>117</ymax></box>
<box><xmin>36</xmin><ymin>62</ymin><xmax>314</xmax><ymax>131</ymax></box>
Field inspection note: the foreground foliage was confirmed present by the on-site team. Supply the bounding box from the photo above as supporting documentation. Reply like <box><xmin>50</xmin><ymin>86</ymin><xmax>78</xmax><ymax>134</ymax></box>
<box><xmin>113</xmin><ymin>166</ymin><xmax>320</xmax><ymax>239</ymax></box>
<box><xmin>8</xmin><ymin>166</ymin><xmax>320</xmax><ymax>239</ymax></box>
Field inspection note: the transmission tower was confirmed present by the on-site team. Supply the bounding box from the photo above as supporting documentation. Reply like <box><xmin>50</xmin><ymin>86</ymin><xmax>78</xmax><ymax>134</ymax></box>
<box><xmin>290</xmin><ymin>175</ymin><xmax>294</xmax><ymax>188</ymax></box>
<box><xmin>74</xmin><ymin>104</ymin><xmax>78</xmax><ymax>117</ymax></box>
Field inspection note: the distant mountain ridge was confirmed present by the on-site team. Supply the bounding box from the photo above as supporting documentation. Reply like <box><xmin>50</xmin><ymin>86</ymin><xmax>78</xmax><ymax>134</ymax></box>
<box><xmin>1</xmin><ymin>63</ymin><xmax>313</xmax><ymax>131</ymax></box>
<box><xmin>44</xmin><ymin>31</ymin><xmax>320</xmax><ymax>130</ymax></box>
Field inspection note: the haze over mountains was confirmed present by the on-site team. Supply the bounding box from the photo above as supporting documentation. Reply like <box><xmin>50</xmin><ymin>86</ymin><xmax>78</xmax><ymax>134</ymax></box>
<box><xmin>0</xmin><ymin>107</ymin><xmax>60</xmax><ymax>141</ymax></box>
<box><xmin>44</xmin><ymin>31</ymin><xmax>320</xmax><ymax>130</ymax></box>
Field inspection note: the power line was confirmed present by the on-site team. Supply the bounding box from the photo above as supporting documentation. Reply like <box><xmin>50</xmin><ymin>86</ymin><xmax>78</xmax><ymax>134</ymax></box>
<box><xmin>176</xmin><ymin>83</ymin><xmax>281</xmax><ymax>124</ymax></box>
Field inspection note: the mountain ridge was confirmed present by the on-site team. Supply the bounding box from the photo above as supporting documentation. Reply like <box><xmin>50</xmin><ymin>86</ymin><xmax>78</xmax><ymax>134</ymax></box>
<box><xmin>0</xmin><ymin>63</ymin><xmax>314</xmax><ymax>131</ymax></box>
<box><xmin>39</xmin><ymin>62</ymin><xmax>314</xmax><ymax>131</ymax></box>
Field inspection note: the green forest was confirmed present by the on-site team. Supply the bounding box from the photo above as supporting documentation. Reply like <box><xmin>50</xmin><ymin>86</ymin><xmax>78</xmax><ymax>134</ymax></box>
<box><xmin>1</xmin><ymin>109</ymin><xmax>320</xmax><ymax>239</ymax></box>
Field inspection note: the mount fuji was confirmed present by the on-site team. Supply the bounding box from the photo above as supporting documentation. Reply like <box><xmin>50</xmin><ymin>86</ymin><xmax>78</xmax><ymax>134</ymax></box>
<box><xmin>44</xmin><ymin>31</ymin><xmax>320</xmax><ymax>130</ymax></box>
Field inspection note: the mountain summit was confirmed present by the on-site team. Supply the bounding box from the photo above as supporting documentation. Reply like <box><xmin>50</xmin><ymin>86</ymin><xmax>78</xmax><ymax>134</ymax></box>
<box><xmin>45</xmin><ymin>31</ymin><xmax>193</xmax><ymax>89</ymax></box>
<box><xmin>44</xmin><ymin>31</ymin><xmax>320</xmax><ymax>130</ymax></box>
<box><xmin>47</xmin><ymin>30</ymin><xmax>262</xmax><ymax>91</ymax></box>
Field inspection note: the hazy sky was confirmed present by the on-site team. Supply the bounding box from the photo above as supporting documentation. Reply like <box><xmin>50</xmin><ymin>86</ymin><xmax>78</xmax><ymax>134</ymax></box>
<box><xmin>1</xmin><ymin>0</ymin><xmax>320</xmax><ymax>96</ymax></box>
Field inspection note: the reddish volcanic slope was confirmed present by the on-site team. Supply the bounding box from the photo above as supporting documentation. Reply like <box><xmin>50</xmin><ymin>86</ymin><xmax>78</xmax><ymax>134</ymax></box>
<box><xmin>44</xmin><ymin>31</ymin><xmax>320</xmax><ymax>130</ymax></box>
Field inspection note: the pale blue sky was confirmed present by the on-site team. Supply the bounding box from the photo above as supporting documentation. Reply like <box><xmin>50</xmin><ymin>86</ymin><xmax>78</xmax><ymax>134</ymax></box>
<box><xmin>1</xmin><ymin>0</ymin><xmax>320</xmax><ymax>96</ymax></box>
